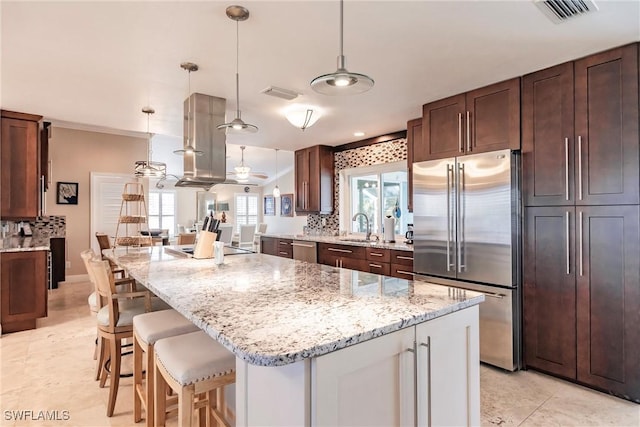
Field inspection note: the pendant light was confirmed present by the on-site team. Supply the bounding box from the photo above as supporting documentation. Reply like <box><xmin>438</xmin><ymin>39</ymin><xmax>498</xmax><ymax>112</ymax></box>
<box><xmin>134</xmin><ymin>107</ymin><xmax>167</xmax><ymax>178</ymax></box>
<box><xmin>174</xmin><ymin>62</ymin><xmax>204</xmax><ymax>156</ymax></box>
<box><xmin>217</xmin><ymin>5</ymin><xmax>258</xmax><ymax>133</ymax></box>
<box><xmin>310</xmin><ymin>0</ymin><xmax>374</xmax><ymax>95</ymax></box>
<box><xmin>234</xmin><ymin>145</ymin><xmax>251</xmax><ymax>180</ymax></box>
<box><xmin>273</xmin><ymin>148</ymin><xmax>281</xmax><ymax>197</ymax></box>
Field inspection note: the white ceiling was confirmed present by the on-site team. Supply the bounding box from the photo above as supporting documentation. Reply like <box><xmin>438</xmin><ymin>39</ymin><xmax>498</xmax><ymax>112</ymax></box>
<box><xmin>2</xmin><ymin>1</ymin><xmax>639</xmax><ymax>180</ymax></box>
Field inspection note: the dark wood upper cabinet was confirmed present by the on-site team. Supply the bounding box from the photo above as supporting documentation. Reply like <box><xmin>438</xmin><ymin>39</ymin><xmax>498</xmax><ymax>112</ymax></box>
<box><xmin>406</xmin><ymin>118</ymin><xmax>422</xmax><ymax>213</ymax></box>
<box><xmin>40</xmin><ymin>122</ymin><xmax>51</xmax><ymax>192</ymax></box>
<box><xmin>419</xmin><ymin>78</ymin><xmax>520</xmax><ymax>162</ymax></box>
<box><xmin>1</xmin><ymin>110</ymin><xmax>42</xmax><ymax>219</ymax></box>
<box><xmin>294</xmin><ymin>145</ymin><xmax>334</xmax><ymax>214</ymax></box>
<box><xmin>522</xmin><ymin>62</ymin><xmax>575</xmax><ymax>206</ymax></box>
<box><xmin>576</xmin><ymin>205</ymin><xmax>640</xmax><ymax>402</ymax></box>
<box><xmin>523</xmin><ymin>44</ymin><xmax>638</xmax><ymax>207</ymax></box>
<box><xmin>523</xmin><ymin>206</ymin><xmax>577</xmax><ymax>380</ymax></box>
<box><xmin>574</xmin><ymin>44</ymin><xmax>639</xmax><ymax>206</ymax></box>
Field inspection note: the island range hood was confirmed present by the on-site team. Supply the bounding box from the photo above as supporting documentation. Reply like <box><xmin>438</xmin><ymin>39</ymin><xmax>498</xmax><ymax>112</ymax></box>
<box><xmin>175</xmin><ymin>93</ymin><xmax>227</xmax><ymax>189</ymax></box>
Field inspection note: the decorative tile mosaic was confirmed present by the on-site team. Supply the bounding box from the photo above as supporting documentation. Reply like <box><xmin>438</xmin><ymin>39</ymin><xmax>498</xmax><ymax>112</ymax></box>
<box><xmin>307</xmin><ymin>138</ymin><xmax>407</xmax><ymax>234</ymax></box>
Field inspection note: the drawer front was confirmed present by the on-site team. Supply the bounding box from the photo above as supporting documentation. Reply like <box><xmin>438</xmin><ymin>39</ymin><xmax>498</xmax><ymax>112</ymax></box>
<box><xmin>391</xmin><ymin>250</ymin><xmax>414</xmax><ymax>266</ymax></box>
<box><xmin>276</xmin><ymin>239</ymin><xmax>293</xmax><ymax>258</ymax></box>
<box><xmin>366</xmin><ymin>247</ymin><xmax>390</xmax><ymax>263</ymax></box>
<box><xmin>390</xmin><ymin>264</ymin><xmax>414</xmax><ymax>280</ymax></box>
<box><xmin>367</xmin><ymin>261</ymin><xmax>390</xmax><ymax>276</ymax></box>
<box><xmin>318</xmin><ymin>243</ymin><xmax>366</xmax><ymax>260</ymax></box>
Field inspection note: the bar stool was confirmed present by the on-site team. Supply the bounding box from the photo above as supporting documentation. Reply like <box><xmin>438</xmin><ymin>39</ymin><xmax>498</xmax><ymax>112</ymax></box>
<box><xmin>154</xmin><ymin>331</ymin><xmax>236</xmax><ymax>427</ymax></box>
<box><xmin>133</xmin><ymin>310</ymin><xmax>200</xmax><ymax>426</ymax></box>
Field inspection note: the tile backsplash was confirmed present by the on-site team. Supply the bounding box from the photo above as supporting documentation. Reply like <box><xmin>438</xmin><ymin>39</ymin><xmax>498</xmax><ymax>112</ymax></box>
<box><xmin>1</xmin><ymin>216</ymin><xmax>66</xmax><ymax>238</ymax></box>
<box><xmin>307</xmin><ymin>138</ymin><xmax>407</xmax><ymax>234</ymax></box>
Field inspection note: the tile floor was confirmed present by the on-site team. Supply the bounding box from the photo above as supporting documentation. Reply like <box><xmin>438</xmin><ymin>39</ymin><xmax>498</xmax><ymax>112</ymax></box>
<box><xmin>1</xmin><ymin>280</ymin><xmax>638</xmax><ymax>427</ymax></box>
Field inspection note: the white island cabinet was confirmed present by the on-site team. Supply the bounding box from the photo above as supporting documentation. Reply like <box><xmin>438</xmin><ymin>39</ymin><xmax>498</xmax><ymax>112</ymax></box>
<box><xmin>105</xmin><ymin>246</ymin><xmax>483</xmax><ymax>427</ymax></box>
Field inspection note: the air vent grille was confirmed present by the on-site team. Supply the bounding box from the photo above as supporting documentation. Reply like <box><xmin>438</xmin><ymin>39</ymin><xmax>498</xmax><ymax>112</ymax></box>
<box><xmin>535</xmin><ymin>0</ymin><xmax>598</xmax><ymax>23</ymax></box>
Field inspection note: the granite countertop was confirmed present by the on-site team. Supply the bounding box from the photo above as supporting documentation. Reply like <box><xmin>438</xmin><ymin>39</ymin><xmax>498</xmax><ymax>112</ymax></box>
<box><xmin>261</xmin><ymin>233</ymin><xmax>414</xmax><ymax>251</ymax></box>
<box><xmin>105</xmin><ymin>246</ymin><xmax>482</xmax><ymax>367</ymax></box>
<box><xmin>0</xmin><ymin>236</ymin><xmax>50</xmax><ymax>253</ymax></box>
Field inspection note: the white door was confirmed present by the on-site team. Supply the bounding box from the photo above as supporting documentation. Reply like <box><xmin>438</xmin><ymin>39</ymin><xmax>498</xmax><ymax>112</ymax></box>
<box><xmin>90</xmin><ymin>173</ymin><xmax>139</xmax><ymax>253</ymax></box>
<box><xmin>416</xmin><ymin>305</ymin><xmax>480</xmax><ymax>427</ymax></box>
<box><xmin>312</xmin><ymin>327</ymin><xmax>415</xmax><ymax>426</ymax></box>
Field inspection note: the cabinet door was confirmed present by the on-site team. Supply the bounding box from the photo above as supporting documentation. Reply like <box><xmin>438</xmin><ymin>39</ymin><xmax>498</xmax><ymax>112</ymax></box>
<box><xmin>1</xmin><ymin>251</ymin><xmax>47</xmax><ymax>330</ymax></box>
<box><xmin>574</xmin><ymin>44</ymin><xmax>639</xmax><ymax>205</ymax></box>
<box><xmin>421</xmin><ymin>94</ymin><xmax>466</xmax><ymax>161</ymax></box>
<box><xmin>522</xmin><ymin>62</ymin><xmax>575</xmax><ymax>206</ymax></box>
<box><xmin>294</xmin><ymin>149</ymin><xmax>309</xmax><ymax>212</ymax></box>
<box><xmin>416</xmin><ymin>306</ymin><xmax>480</xmax><ymax>427</ymax></box>
<box><xmin>406</xmin><ymin>118</ymin><xmax>422</xmax><ymax>212</ymax></box>
<box><xmin>312</xmin><ymin>327</ymin><xmax>415</xmax><ymax>426</ymax></box>
<box><xmin>576</xmin><ymin>205</ymin><xmax>640</xmax><ymax>401</ymax></box>
<box><xmin>466</xmin><ymin>77</ymin><xmax>521</xmax><ymax>154</ymax></box>
<box><xmin>523</xmin><ymin>207</ymin><xmax>576</xmax><ymax>379</ymax></box>
<box><xmin>260</xmin><ymin>236</ymin><xmax>277</xmax><ymax>256</ymax></box>
<box><xmin>1</xmin><ymin>117</ymin><xmax>40</xmax><ymax>219</ymax></box>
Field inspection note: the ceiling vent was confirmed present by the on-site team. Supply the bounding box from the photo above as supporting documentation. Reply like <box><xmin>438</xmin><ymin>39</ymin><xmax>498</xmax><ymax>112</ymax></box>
<box><xmin>534</xmin><ymin>0</ymin><xmax>598</xmax><ymax>23</ymax></box>
<box><xmin>260</xmin><ymin>86</ymin><xmax>299</xmax><ymax>100</ymax></box>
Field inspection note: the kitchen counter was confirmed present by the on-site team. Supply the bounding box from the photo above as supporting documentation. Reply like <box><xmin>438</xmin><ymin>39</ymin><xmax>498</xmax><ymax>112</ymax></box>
<box><xmin>105</xmin><ymin>245</ymin><xmax>479</xmax><ymax>367</ymax></box>
<box><xmin>0</xmin><ymin>236</ymin><xmax>50</xmax><ymax>252</ymax></box>
<box><xmin>261</xmin><ymin>233</ymin><xmax>414</xmax><ymax>251</ymax></box>
<box><xmin>105</xmin><ymin>245</ymin><xmax>483</xmax><ymax>425</ymax></box>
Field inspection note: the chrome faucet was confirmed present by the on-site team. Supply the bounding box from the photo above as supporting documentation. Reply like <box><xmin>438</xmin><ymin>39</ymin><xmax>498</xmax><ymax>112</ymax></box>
<box><xmin>352</xmin><ymin>213</ymin><xmax>371</xmax><ymax>241</ymax></box>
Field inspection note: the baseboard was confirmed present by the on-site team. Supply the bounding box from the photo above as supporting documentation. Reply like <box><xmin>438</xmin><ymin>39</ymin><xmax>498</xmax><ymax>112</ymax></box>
<box><xmin>60</xmin><ymin>274</ymin><xmax>90</xmax><ymax>284</ymax></box>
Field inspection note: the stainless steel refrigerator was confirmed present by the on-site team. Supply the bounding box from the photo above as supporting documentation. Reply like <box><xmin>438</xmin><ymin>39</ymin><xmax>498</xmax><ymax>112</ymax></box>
<box><xmin>413</xmin><ymin>149</ymin><xmax>521</xmax><ymax>371</ymax></box>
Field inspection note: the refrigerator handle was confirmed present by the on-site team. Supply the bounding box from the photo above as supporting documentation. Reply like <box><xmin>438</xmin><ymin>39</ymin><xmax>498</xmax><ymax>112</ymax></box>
<box><xmin>457</xmin><ymin>163</ymin><xmax>466</xmax><ymax>273</ymax></box>
<box><xmin>446</xmin><ymin>164</ymin><xmax>454</xmax><ymax>271</ymax></box>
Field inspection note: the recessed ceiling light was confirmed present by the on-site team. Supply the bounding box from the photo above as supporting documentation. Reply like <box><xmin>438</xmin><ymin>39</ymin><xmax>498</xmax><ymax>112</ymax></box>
<box><xmin>354</xmin><ymin>131</ymin><xmax>365</xmax><ymax>137</ymax></box>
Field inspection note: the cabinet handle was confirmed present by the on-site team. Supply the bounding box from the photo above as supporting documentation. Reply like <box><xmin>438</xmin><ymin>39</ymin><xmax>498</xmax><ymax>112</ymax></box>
<box><xmin>369</xmin><ymin>263</ymin><xmax>382</xmax><ymax>268</ymax></box>
<box><xmin>579</xmin><ymin>211</ymin><xmax>583</xmax><ymax>277</ymax></box>
<box><xmin>458</xmin><ymin>113</ymin><xmax>463</xmax><ymax>153</ymax></box>
<box><xmin>396</xmin><ymin>255</ymin><xmax>413</xmax><ymax>261</ymax></box>
<box><xmin>370</xmin><ymin>252</ymin><xmax>384</xmax><ymax>257</ymax></box>
<box><xmin>396</xmin><ymin>270</ymin><xmax>414</xmax><ymax>276</ymax></box>
<box><xmin>328</xmin><ymin>247</ymin><xmax>352</xmax><ymax>254</ymax></box>
<box><xmin>291</xmin><ymin>242</ymin><xmax>315</xmax><ymax>248</ymax></box>
<box><xmin>566</xmin><ymin>211</ymin><xmax>570</xmax><ymax>275</ymax></box>
<box><xmin>420</xmin><ymin>337</ymin><xmax>432</xmax><ymax>427</ymax></box>
<box><xmin>578</xmin><ymin>135</ymin><xmax>583</xmax><ymax>201</ymax></box>
<box><xmin>466</xmin><ymin>110</ymin><xmax>471</xmax><ymax>152</ymax></box>
<box><xmin>279</xmin><ymin>241</ymin><xmax>290</xmax><ymax>245</ymax></box>
<box><xmin>564</xmin><ymin>137</ymin><xmax>569</xmax><ymax>201</ymax></box>
<box><xmin>40</xmin><ymin>176</ymin><xmax>45</xmax><ymax>216</ymax></box>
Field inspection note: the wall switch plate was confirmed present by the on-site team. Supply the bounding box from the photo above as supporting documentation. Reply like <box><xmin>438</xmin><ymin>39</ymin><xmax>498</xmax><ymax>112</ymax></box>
<box><xmin>65</xmin><ymin>261</ymin><xmax>71</xmax><ymax>269</ymax></box>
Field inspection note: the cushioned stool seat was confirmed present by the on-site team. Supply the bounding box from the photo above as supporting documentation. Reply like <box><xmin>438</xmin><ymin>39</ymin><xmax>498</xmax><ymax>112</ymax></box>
<box><xmin>154</xmin><ymin>331</ymin><xmax>236</xmax><ymax>427</ymax></box>
<box><xmin>133</xmin><ymin>309</ymin><xmax>199</xmax><ymax>426</ymax></box>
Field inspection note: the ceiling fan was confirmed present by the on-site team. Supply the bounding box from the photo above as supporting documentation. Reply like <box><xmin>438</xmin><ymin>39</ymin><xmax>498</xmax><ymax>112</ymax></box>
<box><xmin>227</xmin><ymin>145</ymin><xmax>268</xmax><ymax>181</ymax></box>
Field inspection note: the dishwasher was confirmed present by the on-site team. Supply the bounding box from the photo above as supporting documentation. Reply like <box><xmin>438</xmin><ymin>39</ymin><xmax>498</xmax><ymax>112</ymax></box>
<box><xmin>291</xmin><ymin>240</ymin><xmax>317</xmax><ymax>263</ymax></box>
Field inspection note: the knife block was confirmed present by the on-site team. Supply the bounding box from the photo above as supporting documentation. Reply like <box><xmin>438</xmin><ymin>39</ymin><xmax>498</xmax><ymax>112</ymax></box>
<box><xmin>193</xmin><ymin>230</ymin><xmax>218</xmax><ymax>259</ymax></box>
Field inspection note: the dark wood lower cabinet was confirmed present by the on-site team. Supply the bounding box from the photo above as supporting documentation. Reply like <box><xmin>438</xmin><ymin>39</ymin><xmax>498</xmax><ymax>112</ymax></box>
<box><xmin>1</xmin><ymin>250</ymin><xmax>48</xmax><ymax>333</ymax></box>
<box><xmin>260</xmin><ymin>237</ymin><xmax>292</xmax><ymax>259</ymax></box>
<box><xmin>524</xmin><ymin>205</ymin><xmax>640</xmax><ymax>402</ymax></box>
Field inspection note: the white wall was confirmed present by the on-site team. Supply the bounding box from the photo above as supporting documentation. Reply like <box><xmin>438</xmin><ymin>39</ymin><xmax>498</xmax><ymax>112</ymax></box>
<box><xmin>261</xmin><ymin>168</ymin><xmax>307</xmax><ymax>236</ymax></box>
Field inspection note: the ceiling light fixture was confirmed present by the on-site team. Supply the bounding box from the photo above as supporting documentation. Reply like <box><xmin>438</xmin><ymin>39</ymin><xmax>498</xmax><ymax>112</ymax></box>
<box><xmin>284</xmin><ymin>104</ymin><xmax>322</xmax><ymax>131</ymax></box>
<box><xmin>134</xmin><ymin>107</ymin><xmax>167</xmax><ymax>178</ymax></box>
<box><xmin>217</xmin><ymin>5</ymin><xmax>258</xmax><ymax>134</ymax></box>
<box><xmin>234</xmin><ymin>145</ymin><xmax>251</xmax><ymax>180</ymax></box>
<box><xmin>173</xmin><ymin>62</ymin><xmax>204</xmax><ymax>156</ymax></box>
<box><xmin>273</xmin><ymin>148</ymin><xmax>281</xmax><ymax>197</ymax></box>
<box><xmin>353</xmin><ymin>131</ymin><xmax>365</xmax><ymax>137</ymax></box>
<box><xmin>310</xmin><ymin>0</ymin><xmax>374</xmax><ymax>95</ymax></box>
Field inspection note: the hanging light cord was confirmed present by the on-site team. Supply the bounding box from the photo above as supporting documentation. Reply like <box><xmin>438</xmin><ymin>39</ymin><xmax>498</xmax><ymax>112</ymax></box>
<box><xmin>187</xmin><ymin>69</ymin><xmax>192</xmax><ymax>147</ymax></box>
<box><xmin>146</xmin><ymin>112</ymin><xmax>152</xmax><ymax>164</ymax></box>
<box><xmin>235</xmin><ymin>18</ymin><xmax>241</xmax><ymax>119</ymax></box>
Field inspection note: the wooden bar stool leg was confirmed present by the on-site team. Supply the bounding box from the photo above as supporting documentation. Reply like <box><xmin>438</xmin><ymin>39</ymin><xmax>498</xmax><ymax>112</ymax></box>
<box><xmin>106</xmin><ymin>337</ymin><xmax>122</xmax><ymax>417</ymax></box>
<box><xmin>95</xmin><ymin>336</ymin><xmax>106</xmax><ymax>381</ymax></box>
<box><xmin>99</xmin><ymin>342</ymin><xmax>110</xmax><ymax>388</ymax></box>
<box><xmin>154</xmin><ymin>360</ymin><xmax>167</xmax><ymax>427</ymax></box>
<box><xmin>133</xmin><ymin>335</ymin><xmax>143</xmax><ymax>423</ymax></box>
<box><xmin>178</xmin><ymin>387</ymin><xmax>194</xmax><ymax>427</ymax></box>
<box><xmin>145</xmin><ymin>343</ymin><xmax>155</xmax><ymax>427</ymax></box>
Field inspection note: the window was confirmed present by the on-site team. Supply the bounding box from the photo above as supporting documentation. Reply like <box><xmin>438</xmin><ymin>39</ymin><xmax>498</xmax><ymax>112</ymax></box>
<box><xmin>235</xmin><ymin>193</ymin><xmax>258</xmax><ymax>230</ymax></box>
<box><xmin>148</xmin><ymin>191</ymin><xmax>176</xmax><ymax>236</ymax></box>
<box><xmin>341</xmin><ymin>161</ymin><xmax>413</xmax><ymax>237</ymax></box>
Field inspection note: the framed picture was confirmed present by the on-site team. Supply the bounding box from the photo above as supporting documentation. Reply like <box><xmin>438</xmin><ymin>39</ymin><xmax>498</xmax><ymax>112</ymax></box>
<box><xmin>264</xmin><ymin>195</ymin><xmax>275</xmax><ymax>216</ymax></box>
<box><xmin>281</xmin><ymin>193</ymin><xmax>293</xmax><ymax>217</ymax></box>
<box><xmin>56</xmin><ymin>182</ymin><xmax>78</xmax><ymax>205</ymax></box>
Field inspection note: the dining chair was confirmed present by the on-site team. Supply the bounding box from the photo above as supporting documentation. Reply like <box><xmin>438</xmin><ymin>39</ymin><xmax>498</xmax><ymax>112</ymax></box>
<box><xmin>217</xmin><ymin>224</ymin><xmax>234</xmax><ymax>246</ymax></box>
<box><xmin>176</xmin><ymin>233</ymin><xmax>196</xmax><ymax>245</ymax></box>
<box><xmin>238</xmin><ymin>224</ymin><xmax>256</xmax><ymax>250</ymax></box>
<box><xmin>87</xmin><ymin>255</ymin><xmax>169</xmax><ymax>416</ymax></box>
<box><xmin>252</xmin><ymin>223</ymin><xmax>268</xmax><ymax>250</ymax></box>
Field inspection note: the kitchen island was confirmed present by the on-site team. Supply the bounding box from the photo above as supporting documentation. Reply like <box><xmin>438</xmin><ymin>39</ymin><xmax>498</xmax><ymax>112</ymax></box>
<box><xmin>105</xmin><ymin>245</ymin><xmax>484</xmax><ymax>426</ymax></box>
